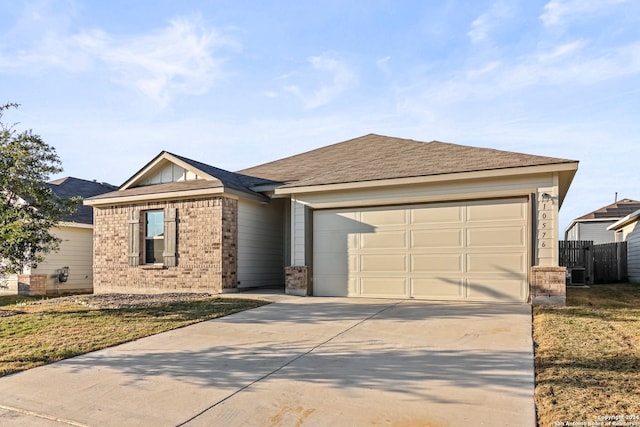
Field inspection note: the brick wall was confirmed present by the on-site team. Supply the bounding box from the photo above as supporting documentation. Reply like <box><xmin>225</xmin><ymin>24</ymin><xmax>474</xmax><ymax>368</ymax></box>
<box><xmin>93</xmin><ymin>196</ymin><xmax>238</xmax><ymax>294</ymax></box>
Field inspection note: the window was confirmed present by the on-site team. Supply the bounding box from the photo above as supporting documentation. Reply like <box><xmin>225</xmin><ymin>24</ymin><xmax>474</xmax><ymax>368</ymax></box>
<box><xmin>128</xmin><ymin>207</ymin><xmax>176</xmax><ymax>267</ymax></box>
<box><xmin>145</xmin><ymin>210</ymin><xmax>164</xmax><ymax>264</ymax></box>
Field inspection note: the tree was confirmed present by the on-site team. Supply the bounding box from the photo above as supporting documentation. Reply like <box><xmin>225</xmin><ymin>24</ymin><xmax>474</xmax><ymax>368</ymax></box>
<box><xmin>0</xmin><ymin>103</ymin><xmax>79</xmax><ymax>276</ymax></box>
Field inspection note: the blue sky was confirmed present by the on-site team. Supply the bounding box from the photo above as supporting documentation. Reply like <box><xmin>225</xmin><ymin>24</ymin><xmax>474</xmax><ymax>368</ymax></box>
<box><xmin>1</xmin><ymin>0</ymin><xmax>638</xmax><ymax>231</ymax></box>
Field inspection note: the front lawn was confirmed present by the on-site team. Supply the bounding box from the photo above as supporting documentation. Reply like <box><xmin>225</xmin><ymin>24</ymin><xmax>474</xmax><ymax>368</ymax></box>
<box><xmin>534</xmin><ymin>283</ymin><xmax>640</xmax><ymax>427</ymax></box>
<box><xmin>0</xmin><ymin>295</ymin><xmax>269</xmax><ymax>377</ymax></box>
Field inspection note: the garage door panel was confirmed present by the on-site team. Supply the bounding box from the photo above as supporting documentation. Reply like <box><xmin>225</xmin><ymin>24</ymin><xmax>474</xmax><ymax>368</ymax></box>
<box><xmin>360</xmin><ymin>278</ymin><xmax>406</xmax><ymax>297</ymax></box>
<box><xmin>467</xmin><ymin>253</ymin><xmax>526</xmax><ymax>274</ymax></box>
<box><xmin>411</xmin><ymin>206</ymin><xmax>463</xmax><ymax>224</ymax></box>
<box><xmin>314</xmin><ymin>250</ymin><xmax>349</xmax><ymax>274</ymax></box>
<box><xmin>361</xmin><ymin>209</ymin><xmax>406</xmax><ymax>226</ymax></box>
<box><xmin>467</xmin><ymin>227</ymin><xmax>525</xmax><ymax>247</ymax></box>
<box><xmin>314</xmin><ymin>275</ymin><xmax>352</xmax><ymax>297</ymax></box>
<box><xmin>314</xmin><ymin>231</ymin><xmax>357</xmax><ymax>252</ymax></box>
<box><xmin>467</xmin><ymin>200</ymin><xmax>526</xmax><ymax>222</ymax></box>
<box><xmin>467</xmin><ymin>278</ymin><xmax>525</xmax><ymax>301</ymax></box>
<box><xmin>411</xmin><ymin>278</ymin><xmax>465</xmax><ymax>299</ymax></box>
<box><xmin>411</xmin><ymin>229</ymin><xmax>463</xmax><ymax>248</ymax></box>
<box><xmin>412</xmin><ymin>254</ymin><xmax>463</xmax><ymax>273</ymax></box>
<box><xmin>361</xmin><ymin>254</ymin><xmax>407</xmax><ymax>272</ymax></box>
<box><xmin>361</xmin><ymin>231</ymin><xmax>407</xmax><ymax>249</ymax></box>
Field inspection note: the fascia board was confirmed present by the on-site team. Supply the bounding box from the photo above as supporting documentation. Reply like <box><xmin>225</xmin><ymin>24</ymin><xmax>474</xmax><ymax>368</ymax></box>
<box><xmin>84</xmin><ymin>187</ymin><xmax>228</xmax><ymax>206</ymax></box>
<box><xmin>57</xmin><ymin>221</ymin><xmax>93</xmax><ymax>229</ymax></box>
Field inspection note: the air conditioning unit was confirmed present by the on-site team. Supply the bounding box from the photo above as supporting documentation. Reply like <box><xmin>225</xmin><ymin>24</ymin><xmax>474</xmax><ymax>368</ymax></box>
<box><xmin>569</xmin><ymin>267</ymin><xmax>586</xmax><ymax>285</ymax></box>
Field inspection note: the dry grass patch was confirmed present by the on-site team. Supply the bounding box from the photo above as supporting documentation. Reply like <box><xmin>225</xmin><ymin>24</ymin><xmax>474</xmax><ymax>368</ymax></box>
<box><xmin>0</xmin><ymin>295</ymin><xmax>269</xmax><ymax>377</ymax></box>
<box><xmin>534</xmin><ymin>283</ymin><xmax>640</xmax><ymax>427</ymax></box>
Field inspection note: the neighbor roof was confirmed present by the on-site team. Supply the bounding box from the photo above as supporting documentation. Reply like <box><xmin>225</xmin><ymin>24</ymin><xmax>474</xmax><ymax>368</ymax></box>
<box><xmin>238</xmin><ymin>133</ymin><xmax>577</xmax><ymax>188</ymax></box>
<box><xmin>608</xmin><ymin>208</ymin><xmax>640</xmax><ymax>231</ymax></box>
<box><xmin>48</xmin><ymin>177</ymin><xmax>117</xmax><ymax>224</ymax></box>
<box><xmin>574</xmin><ymin>199</ymin><xmax>640</xmax><ymax>222</ymax></box>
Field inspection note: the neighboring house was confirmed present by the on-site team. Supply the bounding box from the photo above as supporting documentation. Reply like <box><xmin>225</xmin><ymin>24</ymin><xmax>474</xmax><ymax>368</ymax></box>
<box><xmin>565</xmin><ymin>199</ymin><xmax>640</xmax><ymax>244</ymax></box>
<box><xmin>85</xmin><ymin>134</ymin><xmax>578</xmax><ymax>304</ymax></box>
<box><xmin>608</xmin><ymin>209</ymin><xmax>640</xmax><ymax>283</ymax></box>
<box><xmin>2</xmin><ymin>177</ymin><xmax>117</xmax><ymax>295</ymax></box>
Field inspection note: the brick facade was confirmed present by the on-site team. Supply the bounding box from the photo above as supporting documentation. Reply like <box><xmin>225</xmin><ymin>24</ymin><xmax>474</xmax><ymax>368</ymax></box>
<box><xmin>530</xmin><ymin>266</ymin><xmax>566</xmax><ymax>306</ymax></box>
<box><xmin>93</xmin><ymin>196</ymin><xmax>238</xmax><ymax>294</ymax></box>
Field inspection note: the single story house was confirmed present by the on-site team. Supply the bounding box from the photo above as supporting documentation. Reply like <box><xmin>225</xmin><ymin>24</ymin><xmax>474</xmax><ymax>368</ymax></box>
<box><xmin>85</xmin><ymin>134</ymin><xmax>578</xmax><ymax>304</ymax></box>
<box><xmin>565</xmin><ymin>199</ymin><xmax>640</xmax><ymax>244</ymax></box>
<box><xmin>2</xmin><ymin>177</ymin><xmax>117</xmax><ymax>295</ymax></box>
<box><xmin>608</xmin><ymin>209</ymin><xmax>640</xmax><ymax>283</ymax></box>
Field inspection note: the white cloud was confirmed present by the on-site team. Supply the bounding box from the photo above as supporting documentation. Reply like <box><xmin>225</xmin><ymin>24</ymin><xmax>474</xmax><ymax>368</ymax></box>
<box><xmin>0</xmin><ymin>16</ymin><xmax>239</xmax><ymax>108</ymax></box>
<box><xmin>467</xmin><ymin>1</ymin><xmax>512</xmax><ymax>44</ymax></box>
<box><xmin>284</xmin><ymin>53</ymin><xmax>357</xmax><ymax>109</ymax></box>
<box><xmin>540</xmin><ymin>0</ymin><xmax>629</xmax><ymax>27</ymax></box>
<box><xmin>399</xmin><ymin>40</ymin><xmax>640</xmax><ymax>109</ymax></box>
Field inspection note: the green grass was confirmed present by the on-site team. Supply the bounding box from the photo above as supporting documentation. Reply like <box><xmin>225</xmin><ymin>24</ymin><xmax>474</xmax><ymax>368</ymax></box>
<box><xmin>534</xmin><ymin>283</ymin><xmax>640</xmax><ymax>427</ymax></box>
<box><xmin>0</xmin><ymin>296</ymin><xmax>269</xmax><ymax>377</ymax></box>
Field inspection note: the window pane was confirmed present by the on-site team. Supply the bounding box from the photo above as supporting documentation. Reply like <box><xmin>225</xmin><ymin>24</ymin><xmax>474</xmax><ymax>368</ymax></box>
<box><xmin>146</xmin><ymin>211</ymin><xmax>164</xmax><ymax>237</ymax></box>
<box><xmin>145</xmin><ymin>239</ymin><xmax>164</xmax><ymax>264</ymax></box>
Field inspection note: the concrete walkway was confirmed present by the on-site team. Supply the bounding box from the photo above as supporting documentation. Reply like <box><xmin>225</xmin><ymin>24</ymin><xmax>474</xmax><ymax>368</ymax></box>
<box><xmin>0</xmin><ymin>294</ymin><xmax>535</xmax><ymax>426</ymax></box>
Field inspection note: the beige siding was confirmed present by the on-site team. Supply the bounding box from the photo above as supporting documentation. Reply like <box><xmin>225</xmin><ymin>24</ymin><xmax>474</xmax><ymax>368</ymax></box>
<box><xmin>314</xmin><ymin>199</ymin><xmax>529</xmax><ymax>302</ymax></box>
<box><xmin>237</xmin><ymin>199</ymin><xmax>285</xmax><ymax>288</ymax></box>
<box><xmin>31</xmin><ymin>225</ymin><xmax>94</xmax><ymax>293</ymax></box>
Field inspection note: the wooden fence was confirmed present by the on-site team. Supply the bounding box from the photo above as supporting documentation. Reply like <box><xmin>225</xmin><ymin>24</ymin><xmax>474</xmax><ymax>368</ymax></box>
<box><xmin>593</xmin><ymin>242</ymin><xmax>628</xmax><ymax>283</ymax></box>
<box><xmin>559</xmin><ymin>240</ymin><xmax>628</xmax><ymax>284</ymax></box>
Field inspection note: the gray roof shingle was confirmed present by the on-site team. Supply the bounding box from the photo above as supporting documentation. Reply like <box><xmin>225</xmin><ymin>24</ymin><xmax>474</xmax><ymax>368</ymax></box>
<box><xmin>48</xmin><ymin>177</ymin><xmax>117</xmax><ymax>224</ymax></box>
<box><xmin>575</xmin><ymin>199</ymin><xmax>640</xmax><ymax>221</ymax></box>
<box><xmin>238</xmin><ymin>134</ymin><xmax>577</xmax><ymax>188</ymax></box>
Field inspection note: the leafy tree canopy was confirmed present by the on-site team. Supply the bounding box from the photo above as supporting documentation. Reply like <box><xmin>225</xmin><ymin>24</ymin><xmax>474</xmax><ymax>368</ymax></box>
<box><xmin>0</xmin><ymin>103</ymin><xmax>79</xmax><ymax>276</ymax></box>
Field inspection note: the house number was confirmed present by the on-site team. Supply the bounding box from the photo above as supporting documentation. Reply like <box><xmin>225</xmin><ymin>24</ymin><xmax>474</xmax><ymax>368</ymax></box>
<box><xmin>537</xmin><ymin>192</ymin><xmax>555</xmax><ymax>261</ymax></box>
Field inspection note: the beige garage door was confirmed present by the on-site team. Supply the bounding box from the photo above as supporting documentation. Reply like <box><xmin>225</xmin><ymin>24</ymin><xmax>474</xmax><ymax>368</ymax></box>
<box><xmin>313</xmin><ymin>198</ymin><xmax>529</xmax><ymax>302</ymax></box>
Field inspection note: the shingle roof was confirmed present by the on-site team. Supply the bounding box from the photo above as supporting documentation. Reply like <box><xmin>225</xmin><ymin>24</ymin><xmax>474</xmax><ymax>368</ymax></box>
<box><xmin>574</xmin><ymin>199</ymin><xmax>640</xmax><ymax>221</ymax></box>
<box><xmin>168</xmin><ymin>152</ymin><xmax>279</xmax><ymax>193</ymax></box>
<box><xmin>47</xmin><ymin>177</ymin><xmax>117</xmax><ymax>224</ymax></box>
<box><xmin>237</xmin><ymin>133</ymin><xmax>576</xmax><ymax>188</ymax></box>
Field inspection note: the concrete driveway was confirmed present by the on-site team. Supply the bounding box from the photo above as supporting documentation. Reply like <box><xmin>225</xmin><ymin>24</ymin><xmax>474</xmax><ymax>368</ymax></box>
<box><xmin>0</xmin><ymin>294</ymin><xmax>535</xmax><ymax>426</ymax></box>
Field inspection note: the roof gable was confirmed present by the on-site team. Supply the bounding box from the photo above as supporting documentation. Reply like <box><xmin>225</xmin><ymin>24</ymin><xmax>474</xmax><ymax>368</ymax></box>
<box><xmin>87</xmin><ymin>151</ymin><xmax>278</xmax><ymax>205</ymax></box>
<box><xmin>238</xmin><ymin>134</ymin><xmax>577</xmax><ymax>188</ymax></box>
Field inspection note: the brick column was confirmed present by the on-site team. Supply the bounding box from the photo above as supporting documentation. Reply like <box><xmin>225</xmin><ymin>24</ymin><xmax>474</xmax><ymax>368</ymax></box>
<box><xmin>221</xmin><ymin>198</ymin><xmax>238</xmax><ymax>292</ymax></box>
<box><xmin>285</xmin><ymin>266</ymin><xmax>309</xmax><ymax>296</ymax></box>
<box><xmin>530</xmin><ymin>266</ymin><xmax>566</xmax><ymax>306</ymax></box>
<box><xmin>17</xmin><ymin>274</ymin><xmax>48</xmax><ymax>296</ymax></box>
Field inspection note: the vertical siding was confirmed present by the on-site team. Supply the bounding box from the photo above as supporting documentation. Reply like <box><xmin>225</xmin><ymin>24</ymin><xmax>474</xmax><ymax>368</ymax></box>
<box><xmin>31</xmin><ymin>225</ymin><xmax>94</xmax><ymax>293</ymax></box>
<box><xmin>237</xmin><ymin>199</ymin><xmax>285</xmax><ymax>288</ymax></box>
<box><xmin>292</xmin><ymin>199</ymin><xmax>307</xmax><ymax>266</ymax></box>
<box><xmin>627</xmin><ymin>224</ymin><xmax>640</xmax><ymax>283</ymax></box>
